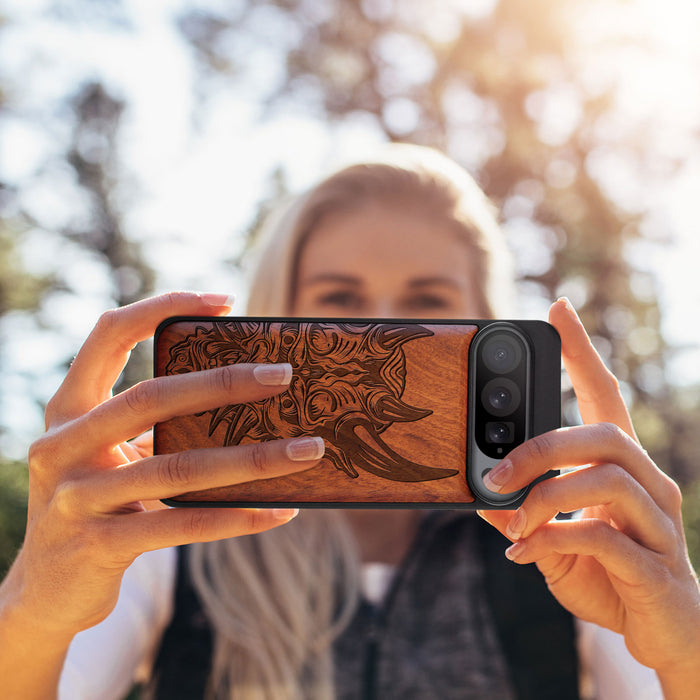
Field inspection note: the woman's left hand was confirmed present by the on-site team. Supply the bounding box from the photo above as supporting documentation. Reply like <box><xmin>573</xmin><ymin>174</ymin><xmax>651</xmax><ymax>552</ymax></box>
<box><xmin>478</xmin><ymin>298</ymin><xmax>700</xmax><ymax>695</ymax></box>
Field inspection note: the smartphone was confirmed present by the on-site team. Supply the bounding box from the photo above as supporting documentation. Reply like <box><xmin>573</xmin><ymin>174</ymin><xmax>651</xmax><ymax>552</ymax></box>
<box><xmin>154</xmin><ymin>317</ymin><xmax>560</xmax><ymax>509</ymax></box>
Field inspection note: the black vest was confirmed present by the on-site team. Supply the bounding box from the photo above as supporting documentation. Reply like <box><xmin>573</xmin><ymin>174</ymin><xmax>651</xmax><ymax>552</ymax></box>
<box><xmin>147</xmin><ymin>513</ymin><xmax>579</xmax><ymax>699</ymax></box>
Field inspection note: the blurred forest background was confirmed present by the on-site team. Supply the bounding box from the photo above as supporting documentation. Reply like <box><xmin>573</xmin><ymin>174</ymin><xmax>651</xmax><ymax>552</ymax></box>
<box><xmin>1</xmin><ymin>0</ymin><xmax>700</xmax><ymax>575</ymax></box>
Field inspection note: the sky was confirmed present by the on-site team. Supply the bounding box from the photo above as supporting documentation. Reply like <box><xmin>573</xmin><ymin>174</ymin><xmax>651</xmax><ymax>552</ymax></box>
<box><xmin>1</xmin><ymin>0</ymin><xmax>700</xmax><ymax>457</ymax></box>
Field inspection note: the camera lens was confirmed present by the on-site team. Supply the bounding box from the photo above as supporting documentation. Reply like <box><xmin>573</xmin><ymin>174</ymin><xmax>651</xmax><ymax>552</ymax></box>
<box><xmin>481</xmin><ymin>378</ymin><xmax>521</xmax><ymax>417</ymax></box>
<box><xmin>482</xmin><ymin>334</ymin><xmax>522</xmax><ymax>374</ymax></box>
<box><xmin>486</xmin><ymin>421</ymin><xmax>514</xmax><ymax>444</ymax></box>
<box><xmin>489</xmin><ymin>387</ymin><xmax>510</xmax><ymax>411</ymax></box>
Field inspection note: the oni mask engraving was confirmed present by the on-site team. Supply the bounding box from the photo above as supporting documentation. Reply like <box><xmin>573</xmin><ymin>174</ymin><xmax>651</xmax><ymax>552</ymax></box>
<box><xmin>166</xmin><ymin>321</ymin><xmax>458</xmax><ymax>483</ymax></box>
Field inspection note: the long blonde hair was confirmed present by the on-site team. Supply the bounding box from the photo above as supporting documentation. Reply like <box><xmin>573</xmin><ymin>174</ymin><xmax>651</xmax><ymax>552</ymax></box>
<box><xmin>246</xmin><ymin>143</ymin><xmax>513</xmax><ymax>318</ymax></box>
<box><xmin>188</xmin><ymin>144</ymin><xmax>513</xmax><ymax>699</ymax></box>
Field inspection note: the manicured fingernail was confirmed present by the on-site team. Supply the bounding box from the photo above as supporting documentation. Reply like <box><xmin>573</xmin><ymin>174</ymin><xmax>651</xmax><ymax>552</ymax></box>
<box><xmin>286</xmin><ymin>436</ymin><xmax>325</xmax><ymax>461</ymax></box>
<box><xmin>505</xmin><ymin>541</ymin><xmax>527</xmax><ymax>561</ymax></box>
<box><xmin>506</xmin><ymin>509</ymin><xmax>527</xmax><ymax>540</ymax></box>
<box><xmin>557</xmin><ymin>296</ymin><xmax>578</xmax><ymax>319</ymax></box>
<box><xmin>483</xmin><ymin>460</ymin><xmax>512</xmax><ymax>493</ymax></box>
<box><xmin>273</xmin><ymin>508</ymin><xmax>299</xmax><ymax>521</ymax></box>
<box><xmin>254</xmin><ymin>363</ymin><xmax>293</xmax><ymax>386</ymax></box>
<box><xmin>199</xmin><ymin>293</ymin><xmax>236</xmax><ymax>309</ymax></box>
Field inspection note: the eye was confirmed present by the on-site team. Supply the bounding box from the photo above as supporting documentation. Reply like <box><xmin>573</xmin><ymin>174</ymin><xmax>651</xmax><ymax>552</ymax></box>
<box><xmin>403</xmin><ymin>294</ymin><xmax>451</xmax><ymax>312</ymax></box>
<box><xmin>315</xmin><ymin>290</ymin><xmax>366</xmax><ymax>311</ymax></box>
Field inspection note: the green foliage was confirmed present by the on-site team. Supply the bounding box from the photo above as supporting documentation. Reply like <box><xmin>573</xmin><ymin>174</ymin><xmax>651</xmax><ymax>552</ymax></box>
<box><xmin>0</xmin><ymin>2</ymin><xmax>698</xmax><ymax>541</ymax></box>
<box><xmin>682</xmin><ymin>478</ymin><xmax>700</xmax><ymax>572</ymax></box>
<box><xmin>0</xmin><ymin>460</ymin><xmax>28</xmax><ymax>577</ymax></box>
<box><xmin>176</xmin><ymin>0</ymin><xmax>696</xmax><ymax>489</ymax></box>
<box><xmin>0</xmin><ymin>223</ymin><xmax>54</xmax><ymax>316</ymax></box>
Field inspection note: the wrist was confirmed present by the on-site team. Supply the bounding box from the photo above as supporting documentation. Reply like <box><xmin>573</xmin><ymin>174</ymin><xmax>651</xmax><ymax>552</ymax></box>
<box><xmin>0</xmin><ymin>557</ymin><xmax>74</xmax><ymax>698</ymax></box>
<box><xmin>0</xmin><ymin>550</ymin><xmax>76</xmax><ymax>649</ymax></box>
<box><xmin>656</xmin><ymin>657</ymin><xmax>700</xmax><ymax>700</ymax></box>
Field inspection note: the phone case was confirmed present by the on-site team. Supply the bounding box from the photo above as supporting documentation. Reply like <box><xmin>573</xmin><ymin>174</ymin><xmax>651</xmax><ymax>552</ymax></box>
<box><xmin>154</xmin><ymin>317</ymin><xmax>560</xmax><ymax>509</ymax></box>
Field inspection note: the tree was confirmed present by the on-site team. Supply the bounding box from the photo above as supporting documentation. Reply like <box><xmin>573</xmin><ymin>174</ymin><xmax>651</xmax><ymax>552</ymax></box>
<box><xmin>175</xmin><ymin>0</ymin><xmax>696</xmax><ymax>471</ymax></box>
<box><xmin>174</xmin><ymin>1</ymin><xmax>700</xmax><ymax>568</ymax></box>
<box><xmin>0</xmin><ymin>16</ymin><xmax>156</xmax><ymax>568</ymax></box>
<box><xmin>62</xmin><ymin>80</ymin><xmax>156</xmax><ymax>390</ymax></box>
<box><xmin>1</xmin><ymin>0</ymin><xmax>698</xmax><ymax>570</ymax></box>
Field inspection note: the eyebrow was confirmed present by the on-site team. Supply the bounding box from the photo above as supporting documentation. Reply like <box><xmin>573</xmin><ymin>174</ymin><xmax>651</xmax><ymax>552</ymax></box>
<box><xmin>302</xmin><ymin>274</ymin><xmax>362</xmax><ymax>286</ymax></box>
<box><xmin>407</xmin><ymin>277</ymin><xmax>462</xmax><ymax>290</ymax></box>
<box><xmin>301</xmin><ymin>274</ymin><xmax>462</xmax><ymax>290</ymax></box>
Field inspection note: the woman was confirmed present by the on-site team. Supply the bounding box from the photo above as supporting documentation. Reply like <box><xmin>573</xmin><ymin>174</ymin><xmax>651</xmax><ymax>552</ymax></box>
<box><xmin>0</xmin><ymin>145</ymin><xmax>698</xmax><ymax>699</ymax></box>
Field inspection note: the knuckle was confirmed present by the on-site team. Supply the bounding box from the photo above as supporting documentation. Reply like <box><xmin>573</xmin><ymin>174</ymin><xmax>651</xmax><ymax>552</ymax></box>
<box><xmin>184</xmin><ymin>509</ymin><xmax>212</xmax><ymax>541</ymax></box>
<box><xmin>601</xmin><ymin>462</ymin><xmax>633</xmax><ymax>490</ymax></box>
<box><xmin>157</xmin><ymin>452</ymin><xmax>195</xmax><ymax>490</ymax></box>
<box><xmin>528</xmin><ymin>477</ymin><xmax>554</xmax><ymax>510</ymax></box>
<box><xmin>52</xmin><ymin>479</ymin><xmax>83</xmax><ymax>517</ymax></box>
<box><xmin>44</xmin><ymin>395</ymin><xmax>63</xmax><ymax>426</ymax></box>
<box><xmin>94</xmin><ymin>307</ymin><xmax>138</xmax><ymax>357</ymax></box>
<box><xmin>123</xmin><ymin>379</ymin><xmax>158</xmax><ymax>416</ymax></box>
<box><xmin>582</xmin><ymin>517</ymin><xmax>615</xmax><ymax>546</ymax></box>
<box><xmin>244</xmin><ymin>442</ymin><xmax>270</xmax><ymax>477</ymax></box>
<box><xmin>211</xmin><ymin>366</ymin><xmax>237</xmax><ymax>395</ymax></box>
<box><xmin>522</xmin><ymin>432</ymin><xmax>555</xmax><ymax>465</ymax></box>
<box><xmin>28</xmin><ymin>435</ymin><xmax>51</xmax><ymax>473</ymax></box>
<box><xmin>28</xmin><ymin>432</ymin><xmax>61</xmax><ymax>477</ymax></box>
<box><xmin>662</xmin><ymin>476</ymin><xmax>683</xmax><ymax>513</ymax></box>
<box><xmin>596</xmin><ymin>421</ymin><xmax>628</xmax><ymax>446</ymax></box>
<box><xmin>161</xmin><ymin>291</ymin><xmax>191</xmax><ymax>309</ymax></box>
<box><xmin>94</xmin><ymin>308</ymin><xmax>121</xmax><ymax>337</ymax></box>
<box><xmin>244</xmin><ymin>508</ymin><xmax>269</xmax><ymax>532</ymax></box>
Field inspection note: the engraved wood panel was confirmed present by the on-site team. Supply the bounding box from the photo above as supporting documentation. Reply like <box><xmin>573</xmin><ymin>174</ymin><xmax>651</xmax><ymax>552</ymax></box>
<box><xmin>154</xmin><ymin>320</ymin><xmax>477</xmax><ymax>505</ymax></box>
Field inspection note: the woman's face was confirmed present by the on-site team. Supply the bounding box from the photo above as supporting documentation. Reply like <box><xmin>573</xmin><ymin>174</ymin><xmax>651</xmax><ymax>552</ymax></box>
<box><xmin>293</xmin><ymin>202</ymin><xmax>484</xmax><ymax>318</ymax></box>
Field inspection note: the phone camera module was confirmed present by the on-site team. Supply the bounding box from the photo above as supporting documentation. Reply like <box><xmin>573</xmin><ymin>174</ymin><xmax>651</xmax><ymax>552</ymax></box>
<box><xmin>486</xmin><ymin>421</ymin><xmax>515</xmax><ymax>444</ymax></box>
<box><xmin>482</xmin><ymin>334</ymin><xmax>522</xmax><ymax>374</ymax></box>
<box><xmin>481</xmin><ymin>377</ymin><xmax>521</xmax><ymax>417</ymax></box>
<box><xmin>471</xmin><ymin>323</ymin><xmax>531</xmax><ymax>463</ymax></box>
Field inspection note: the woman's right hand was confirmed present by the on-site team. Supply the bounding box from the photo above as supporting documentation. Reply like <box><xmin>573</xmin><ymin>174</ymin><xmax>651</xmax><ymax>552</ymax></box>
<box><xmin>2</xmin><ymin>292</ymin><xmax>324</xmax><ymax>642</ymax></box>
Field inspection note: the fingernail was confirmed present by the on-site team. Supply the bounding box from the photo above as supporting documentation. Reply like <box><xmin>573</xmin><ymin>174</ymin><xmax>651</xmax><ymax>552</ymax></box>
<box><xmin>557</xmin><ymin>296</ymin><xmax>578</xmax><ymax>319</ymax></box>
<box><xmin>199</xmin><ymin>293</ymin><xmax>236</xmax><ymax>309</ymax></box>
<box><xmin>483</xmin><ymin>460</ymin><xmax>512</xmax><ymax>493</ymax></box>
<box><xmin>506</xmin><ymin>509</ymin><xmax>527</xmax><ymax>540</ymax></box>
<box><xmin>273</xmin><ymin>508</ymin><xmax>299</xmax><ymax>521</ymax></box>
<box><xmin>286</xmin><ymin>436</ymin><xmax>325</xmax><ymax>461</ymax></box>
<box><xmin>505</xmin><ymin>541</ymin><xmax>527</xmax><ymax>561</ymax></box>
<box><xmin>254</xmin><ymin>363</ymin><xmax>293</xmax><ymax>386</ymax></box>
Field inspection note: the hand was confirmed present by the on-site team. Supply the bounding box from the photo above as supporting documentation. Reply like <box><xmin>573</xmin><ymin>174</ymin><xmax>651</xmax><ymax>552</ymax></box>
<box><xmin>4</xmin><ymin>292</ymin><xmax>325</xmax><ymax>640</ymax></box>
<box><xmin>478</xmin><ymin>298</ymin><xmax>700</xmax><ymax>690</ymax></box>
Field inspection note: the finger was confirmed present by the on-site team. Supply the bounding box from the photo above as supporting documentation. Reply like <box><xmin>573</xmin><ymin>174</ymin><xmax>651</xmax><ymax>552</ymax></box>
<box><xmin>128</xmin><ymin>430</ymin><xmax>153</xmax><ymax>459</ymax></box>
<box><xmin>503</xmin><ymin>517</ymin><xmax>662</xmax><ymax>587</ymax></box>
<box><xmin>109</xmin><ymin>506</ymin><xmax>301</xmax><ymax>558</ymax></box>
<box><xmin>47</xmin><ymin>292</ymin><xmax>235</xmax><ymax>424</ymax></box>
<box><xmin>84</xmin><ymin>436</ymin><xmax>325</xmax><ymax>508</ymax></box>
<box><xmin>503</xmin><ymin>464</ymin><xmax>675</xmax><ymax>554</ymax></box>
<box><xmin>68</xmin><ymin>362</ymin><xmax>293</xmax><ymax>454</ymax></box>
<box><xmin>483</xmin><ymin>423</ymin><xmax>681</xmax><ymax>514</ymax></box>
<box><xmin>476</xmin><ymin>509</ymin><xmax>515</xmax><ymax>539</ymax></box>
<box><xmin>548</xmin><ymin>298</ymin><xmax>636</xmax><ymax>439</ymax></box>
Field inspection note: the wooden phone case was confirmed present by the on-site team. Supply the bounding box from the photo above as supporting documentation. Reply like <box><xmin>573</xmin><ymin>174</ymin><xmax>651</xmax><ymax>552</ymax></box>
<box><xmin>153</xmin><ymin>317</ymin><xmax>559</xmax><ymax>508</ymax></box>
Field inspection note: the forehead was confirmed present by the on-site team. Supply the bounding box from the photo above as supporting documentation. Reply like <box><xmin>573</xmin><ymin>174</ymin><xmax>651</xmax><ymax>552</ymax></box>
<box><xmin>298</xmin><ymin>202</ymin><xmax>472</xmax><ymax>280</ymax></box>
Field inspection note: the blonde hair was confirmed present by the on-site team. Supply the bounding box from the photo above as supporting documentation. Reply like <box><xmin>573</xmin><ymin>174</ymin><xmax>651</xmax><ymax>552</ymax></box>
<box><xmin>188</xmin><ymin>512</ymin><xmax>359</xmax><ymax>700</ymax></box>
<box><xmin>188</xmin><ymin>144</ymin><xmax>514</xmax><ymax>699</ymax></box>
<box><xmin>246</xmin><ymin>143</ymin><xmax>514</xmax><ymax>317</ymax></box>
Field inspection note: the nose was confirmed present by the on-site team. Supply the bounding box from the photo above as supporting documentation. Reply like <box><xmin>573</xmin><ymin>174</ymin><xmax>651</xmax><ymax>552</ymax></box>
<box><xmin>363</xmin><ymin>300</ymin><xmax>399</xmax><ymax>318</ymax></box>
